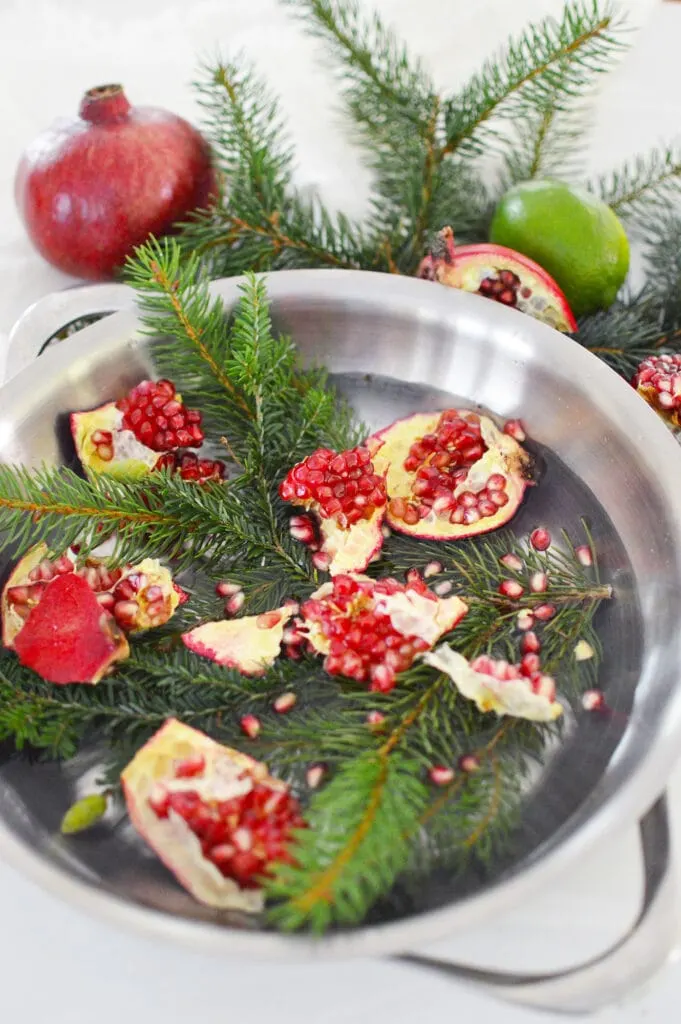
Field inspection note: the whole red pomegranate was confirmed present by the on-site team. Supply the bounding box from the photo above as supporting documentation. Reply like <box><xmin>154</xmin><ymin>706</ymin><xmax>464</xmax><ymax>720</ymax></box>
<box><xmin>15</xmin><ymin>84</ymin><xmax>216</xmax><ymax>280</ymax></box>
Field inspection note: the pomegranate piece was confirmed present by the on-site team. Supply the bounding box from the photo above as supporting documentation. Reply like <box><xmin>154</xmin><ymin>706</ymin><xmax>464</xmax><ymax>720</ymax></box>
<box><xmin>298</xmin><ymin>572</ymin><xmax>467</xmax><ymax>693</ymax></box>
<box><xmin>122</xmin><ymin>719</ymin><xmax>303</xmax><ymax>911</ymax></box>
<box><xmin>426</xmin><ymin>647</ymin><xmax>561</xmax><ymax>720</ymax></box>
<box><xmin>182</xmin><ymin>605</ymin><xmax>294</xmax><ymax>676</ymax></box>
<box><xmin>279</xmin><ymin>445</ymin><xmax>387</xmax><ymax>574</ymax></box>
<box><xmin>371</xmin><ymin>409</ymin><xmax>531</xmax><ymax>541</ymax></box>
<box><xmin>12</xmin><ymin>572</ymin><xmax>129</xmax><ymax>685</ymax></box>
<box><xmin>2</xmin><ymin>545</ymin><xmax>184</xmax><ymax>662</ymax></box>
<box><xmin>425</xmin><ymin>646</ymin><xmax>562</xmax><ymax>722</ymax></box>
<box><xmin>71</xmin><ymin>379</ymin><xmax>216</xmax><ymax>482</ymax></box>
<box><xmin>632</xmin><ymin>354</ymin><xmax>681</xmax><ymax>427</ymax></box>
<box><xmin>418</xmin><ymin>227</ymin><xmax>578</xmax><ymax>332</ymax></box>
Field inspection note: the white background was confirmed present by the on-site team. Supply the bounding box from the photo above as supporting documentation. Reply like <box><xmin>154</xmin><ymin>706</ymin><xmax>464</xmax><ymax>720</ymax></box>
<box><xmin>1</xmin><ymin>1</ymin><xmax>681</xmax><ymax>1020</ymax></box>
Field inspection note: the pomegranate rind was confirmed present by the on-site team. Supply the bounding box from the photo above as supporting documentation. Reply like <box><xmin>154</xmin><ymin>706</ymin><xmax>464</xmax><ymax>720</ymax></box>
<box><xmin>302</xmin><ymin>575</ymin><xmax>468</xmax><ymax>658</ymax></box>
<box><xmin>71</xmin><ymin>403</ymin><xmax>160</xmax><ymax>479</ymax></box>
<box><xmin>319</xmin><ymin>505</ymin><xmax>385</xmax><ymax>575</ymax></box>
<box><xmin>371</xmin><ymin>411</ymin><xmax>529</xmax><ymax>540</ymax></box>
<box><xmin>1</xmin><ymin>542</ymin><xmax>66</xmax><ymax>648</ymax></box>
<box><xmin>182</xmin><ymin>606</ymin><xmax>291</xmax><ymax>675</ymax></box>
<box><xmin>121</xmin><ymin>718</ymin><xmax>285</xmax><ymax>911</ymax></box>
<box><xmin>424</xmin><ymin>646</ymin><xmax>562</xmax><ymax>722</ymax></box>
<box><xmin>419</xmin><ymin>230</ymin><xmax>577</xmax><ymax>332</ymax></box>
<box><xmin>12</xmin><ymin>572</ymin><xmax>129</xmax><ymax>684</ymax></box>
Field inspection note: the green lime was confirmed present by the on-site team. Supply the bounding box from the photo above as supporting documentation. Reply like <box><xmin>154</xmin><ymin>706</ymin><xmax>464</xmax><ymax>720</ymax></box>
<box><xmin>489</xmin><ymin>180</ymin><xmax>630</xmax><ymax>318</ymax></box>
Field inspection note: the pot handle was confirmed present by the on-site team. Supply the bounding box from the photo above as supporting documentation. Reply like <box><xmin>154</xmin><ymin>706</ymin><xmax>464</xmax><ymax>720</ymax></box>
<box><xmin>5</xmin><ymin>282</ymin><xmax>135</xmax><ymax>381</ymax></box>
<box><xmin>398</xmin><ymin>795</ymin><xmax>677</xmax><ymax>1015</ymax></box>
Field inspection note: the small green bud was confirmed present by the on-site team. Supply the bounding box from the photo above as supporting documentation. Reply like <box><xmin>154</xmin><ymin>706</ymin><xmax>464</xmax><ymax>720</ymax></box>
<box><xmin>60</xmin><ymin>793</ymin><xmax>108</xmax><ymax>835</ymax></box>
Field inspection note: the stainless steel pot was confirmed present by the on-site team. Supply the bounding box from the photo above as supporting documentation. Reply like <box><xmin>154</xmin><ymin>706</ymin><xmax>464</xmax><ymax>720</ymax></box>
<box><xmin>3</xmin><ymin>270</ymin><xmax>681</xmax><ymax>1013</ymax></box>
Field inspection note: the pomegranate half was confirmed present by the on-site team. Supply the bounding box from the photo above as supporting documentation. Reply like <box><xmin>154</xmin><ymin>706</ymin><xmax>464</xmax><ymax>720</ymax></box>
<box><xmin>418</xmin><ymin>227</ymin><xmax>578</xmax><ymax>332</ymax></box>
<box><xmin>371</xmin><ymin>409</ymin><xmax>531</xmax><ymax>540</ymax></box>
<box><xmin>425</xmin><ymin>646</ymin><xmax>562</xmax><ymax>722</ymax></box>
<box><xmin>295</xmin><ymin>571</ymin><xmax>468</xmax><ymax>692</ymax></box>
<box><xmin>3</xmin><ymin>544</ymin><xmax>184</xmax><ymax>665</ymax></box>
<box><xmin>279</xmin><ymin>445</ymin><xmax>387</xmax><ymax>574</ymax></box>
<box><xmin>122</xmin><ymin>719</ymin><xmax>304</xmax><ymax>911</ymax></box>
<box><xmin>182</xmin><ymin>606</ymin><xmax>295</xmax><ymax>675</ymax></box>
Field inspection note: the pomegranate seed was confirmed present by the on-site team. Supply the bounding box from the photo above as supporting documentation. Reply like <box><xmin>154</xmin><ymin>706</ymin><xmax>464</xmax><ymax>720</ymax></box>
<box><xmin>240</xmin><ymin>714</ymin><xmax>261</xmax><ymax>739</ymax></box>
<box><xmin>575</xmin><ymin>545</ymin><xmax>593</xmax><ymax>567</ymax></box>
<box><xmin>503</xmin><ymin>419</ymin><xmax>526</xmax><ymax>442</ymax></box>
<box><xmin>521</xmin><ymin>653</ymin><xmax>541</xmax><ymax>675</ymax></box>
<box><xmin>257</xmin><ymin>611</ymin><xmax>282</xmax><ymax>629</ymax></box>
<box><xmin>232</xmin><ymin>826</ymin><xmax>253</xmax><ymax>852</ymax></box>
<box><xmin>574</xmin><ymin>640</ymin><xmax>595</xmax><ymax>661</ymax></box>
<box><xmin>175</xmin><ymin>754</ymin><xmax>206</xmax><ymax>778</ymax></box>
<box><xmin>96</xmin><ymin>592</ymin><xmax>115</xmax><ymax>610</ymax></box>
<box><xmin>582</xmin><ymin>689</ymin><xmax>604</xmax><ymax>711</ymax></box>
<box><xmin>215</xmin><ymin>579</ymin><xmax>238</xmax><ymax>598</ymax></box>
<box><xmin>113</xmin><ymin>600</ymin><xmax>139</xmax><ymax>628</ymax></box>
<box><xmin>423</xmin><ymin>560</ymin><xmax>443</xmax><ymax>578</ymax></box>
<box><xmin>530</xmin><ymin>528</ymin><xmax>551</xmax><ymax>551</ymax></box>
<box><xmin>434</xmin><ymin>580</ymin><xmax>453</xmax><ymax>596</ymax></box>
<box><xmin>529</xmin><ymin>571</ymin><xmax>548</xmax><ymax>593</ymax></box>
<box><xmin>459</xmin><ymin>754</ymin><xmax>480</xmax><ymax>773</ymax></box>
<box><xmin>312</xmin><ymin>551</ymin><xmax>331</xmax><ymax>572</ymax></box>
<box><xmin>521</xmin><ymin>631</ymin><xmax>541</xmax><ymax>654</ymax></box>
<box><xmin>516</xmin><ymin>609</ymin><xmax>534</xmax><ymax>631</ymax></box>
<box><xmin>499</xmin><ymin>579</ymin><xmax>524</xmax><ymax>599</ymax></box>
<box><xmin>148</xmin><ymin>785</ymin><xmax>170</xmax><ymax>817</ymax></box>
<box><xmin>273</xmin><ymin>692</ymin><xmax>297</xmax><ymax>713</ymax></box>
<box><xmin>500</xmin><ymin>553</ymin><xmax>523</xmax><ymax>572</ymax></box>
<box><xmin>226</xmin><ymin>592</ymin><xmax>245</xmax><ymax>615</ymax></box>
<box><xmin>367</xmin><ymin>710</ymin><xmax>386</xmax><ymax>727</ymax></box>
<box><xmin>429</xmin><ymin>765</ymin><xmax>455</xmax><ymax>786</ymax></box>
<box><xmin>306</xmin><ymin>763</ymin><xmax>326</xmax><ymax>789</ymax></box>
<box><xmin>534</xmin><ymin>603</ymin><xmax>556</xmax><ymax>621</ymax></box>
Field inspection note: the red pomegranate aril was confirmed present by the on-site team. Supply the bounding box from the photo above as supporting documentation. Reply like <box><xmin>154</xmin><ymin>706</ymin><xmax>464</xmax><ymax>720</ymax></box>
<box><xmin>175</xmin><ymin>754</ymin><xmax>206</xmax><ymax>779</ymax></box>
<box><xmin>534</xmin><ymin>603</ymin><xmax>556</xmax><ymax>621</ymax></box>
<box><xmin>459</xmin><ymin>754</ymin><xmax>480</xmax><ymax>773</ymax></box>
<box><xmin>429</xmin><ymin>765</ymin><xmax>455</xmax><ymax>786</ymax></box>
<box><xmin>504</xmin><ymin>419</ymin><xmax>526</xmax><ymax>442</ymax></box>
<box><xmin>240</xmin><ymin>715</ymin><xmax>261</xmax><ymax>739</ymax></box>
<box><xmin>582</xmin><ymin>689</ymin><xmax>605</xmax><ymax>711</ymax></box>
<box><xmin>500</xmin><ymin>553</ymin><xmax>523</xmax><ymax>572</ymax></box>
<box><xmin>273</xmin><ymin>692</ymin><xmax>297</xmax><ymax>714</ymax></box>
<box><xmin>226</xmin><ymin>592</ymin><xmax>245</xmax><ymax>615</ymax></box>
<box><xmin>575</xmin><ymin>545</ymin><xmax>593</xmax><ymax>567</ymax></box>
<box><xmin>499</xmin><ymin>579</ymin><xmax>524</xmax><ymax>599</ymax></box>
<box><xmin>521</xmin><ymin>631</ymin><xmax>541</xmax><ymax>654</ymax></box>
<box><xmin>529</xmin><ymin>571</ymin><xmax>548</xmax><ymax>593</ymax></box>
<box><xmin>521</xmin><ymin>652</ymin><xmax>541</xmax><ymax>675</ymax></box>
<box><xmin>516</xmin><ymin>609</ymin><xmax>534</xmax><ymax>631</ymax></box>
<box><xmin>367</xmin><ymin>710</ymin><xmax>386</xmax><ymax>727</ymax></box>
<box><xmin>530</xmin><ymin>528</ymin><xmax>551</xmax><ymax>551</ymax></box>
<box><xmin>215</xmin><ymin>581</ymin><xmax>241</xmax><ymax>598</ymax></box>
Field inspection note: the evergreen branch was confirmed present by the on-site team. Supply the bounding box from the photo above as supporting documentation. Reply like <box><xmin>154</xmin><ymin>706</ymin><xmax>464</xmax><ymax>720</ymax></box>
<box><xmin>591</xmin><ymin>146</ymin><xmax>681</xmax><ymax>222</ymax></box>
<box><xmin>443</xmin><ymin>1</ymin><xmax>623</xmax><ymax>158</ymax></box>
